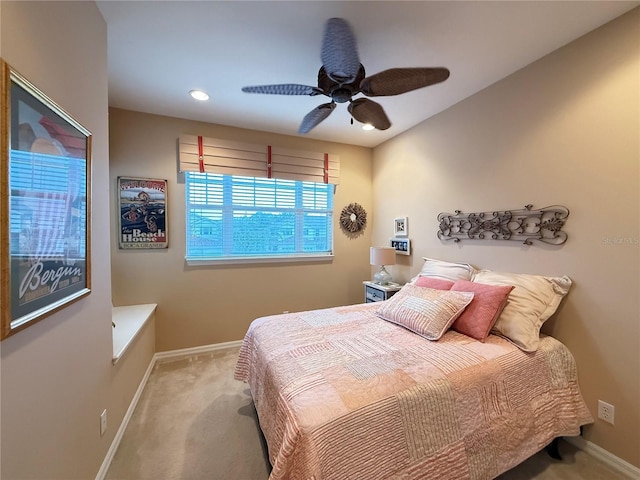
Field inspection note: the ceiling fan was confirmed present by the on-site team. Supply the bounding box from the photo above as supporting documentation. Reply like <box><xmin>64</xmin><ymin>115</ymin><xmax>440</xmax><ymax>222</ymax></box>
<box><xmin>241</xmin><ymin>17</ymin><xmax>450</xmax><ymax>134</ymax></box>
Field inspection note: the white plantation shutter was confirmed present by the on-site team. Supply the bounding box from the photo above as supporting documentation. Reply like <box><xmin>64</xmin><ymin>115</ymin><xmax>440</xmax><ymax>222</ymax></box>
<box><xmin>185</xmin><ymin>173</ymin><xmax>333</xmax><ymax>262</ymax></box>
<box><xmin>178</xmin><ymin>135</ymin><xmax>340</xmax><ymax>185</ymax></box>
<box><xmin>180</xmin><ymin>135</ymin><xmax>336</xmax><ymax>263</ymax></box>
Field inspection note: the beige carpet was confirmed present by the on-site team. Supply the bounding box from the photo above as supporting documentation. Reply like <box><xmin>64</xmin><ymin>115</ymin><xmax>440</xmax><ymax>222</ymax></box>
<box><xmin>106</xmin><ymin>346</ymin><xmax>629</xmax><ymax>480</ymax></box>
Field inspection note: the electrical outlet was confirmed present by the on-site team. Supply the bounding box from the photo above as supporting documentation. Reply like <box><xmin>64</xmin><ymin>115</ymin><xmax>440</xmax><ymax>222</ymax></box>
<box><xmin>100</xmin><ymin>409</ymin><xmax>108</xmax><ymax>436</ymax></box>
<box><xmin>598</xmin><ymin>400</ymin><xmax>615</xmax><ymax>424</ymax></box>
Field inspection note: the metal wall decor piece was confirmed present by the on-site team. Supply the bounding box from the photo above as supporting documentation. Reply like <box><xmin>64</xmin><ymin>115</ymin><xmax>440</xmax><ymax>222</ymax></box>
<box><xmin>437</xmin><ymin>204</ymin><xmax>569</xmax><ymax>245</ymax></box>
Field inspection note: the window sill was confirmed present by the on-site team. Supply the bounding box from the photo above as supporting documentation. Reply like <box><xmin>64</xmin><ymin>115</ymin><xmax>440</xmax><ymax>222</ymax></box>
<box><xmin>186</xmin><ymin>254</ymin><xmax>334</xmax><ymax>266</ymax></box>
<box><xmin>112</xmin><ymin>303</ymin><xmax>157</xmax><ymax>365</ymax></box>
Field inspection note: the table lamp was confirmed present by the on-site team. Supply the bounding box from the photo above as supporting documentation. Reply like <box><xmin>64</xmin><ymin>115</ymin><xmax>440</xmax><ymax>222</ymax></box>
<box><xmin>370</xmin><ymin>246</ymin><xmax>396</xmax><ymax>285</ymax></box>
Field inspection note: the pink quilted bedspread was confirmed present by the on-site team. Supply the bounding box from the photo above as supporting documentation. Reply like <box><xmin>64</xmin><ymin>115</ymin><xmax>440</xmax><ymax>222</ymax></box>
<box><xmin>234</xmin><ymin>303</ymin><xmax>592</xmax><ymax>480</ymax></box>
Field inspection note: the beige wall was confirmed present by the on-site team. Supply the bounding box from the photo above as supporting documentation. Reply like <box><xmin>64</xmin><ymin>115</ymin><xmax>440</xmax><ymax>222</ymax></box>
<box><xmin>372</xmin><ymin>9</ymin><xmax>639</xmax><ymax>467</ymax></box>
<box><xmin>109</xmin><ymin>109</ymin><xmax>373</xmax><ymax>352</ymax></box>
<box><xmin>1</xmin><ymin>2</ymin><xmax>155</xmax><ymax>478</ymax></box>
<box><xmin>2</xmin><ymin>2</ymin><xmax>636</xmax><ymax>476</ymax></box>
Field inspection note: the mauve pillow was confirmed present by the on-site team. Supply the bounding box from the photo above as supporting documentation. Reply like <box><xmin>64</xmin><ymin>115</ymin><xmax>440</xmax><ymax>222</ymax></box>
<box><xmin>414</xmin><ymin>276</ymin><xmax>455</xmax><ymax>290</ymax></box>
<box><xmin>450</xmin><ymin>279</ymin><xmax>514</xmax><ymax>341</ymax></box>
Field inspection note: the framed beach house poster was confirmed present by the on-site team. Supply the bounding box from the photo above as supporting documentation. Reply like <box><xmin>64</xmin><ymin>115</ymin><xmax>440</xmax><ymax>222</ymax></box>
<box><xmin>117</xmin><ymin>177</ymin><xmax>168</xmax><ymax>249</ymax></box>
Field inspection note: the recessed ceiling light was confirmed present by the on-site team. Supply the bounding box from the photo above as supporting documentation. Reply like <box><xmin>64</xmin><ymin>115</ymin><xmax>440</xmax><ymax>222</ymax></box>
<box><xmin>189</xmin><ymin>90</ymin><xmax>209</xmax><ymax>101</ymax></box>
<box><xmin>362</xmin><ymin>124</ymin><xmax>375</xmax><ymax>131</ymax></box>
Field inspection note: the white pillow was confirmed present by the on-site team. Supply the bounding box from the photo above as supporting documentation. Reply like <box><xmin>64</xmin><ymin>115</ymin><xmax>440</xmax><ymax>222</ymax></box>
<box><xmin>472</xmin><ymin>269</ymin><xmax>572</xmax><ymax>352</ymax></box>
<box><xmin>412</xmin><ymin>257</ymin><xmax>476</xmax><ymax>283</ymax></box>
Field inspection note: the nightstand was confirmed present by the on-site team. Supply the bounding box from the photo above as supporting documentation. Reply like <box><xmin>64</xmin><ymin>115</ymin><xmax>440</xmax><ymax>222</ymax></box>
<box><xmin>363</xmin><ymin>281</ymin><xmax>403</xmax><ymax>303</ymax></box>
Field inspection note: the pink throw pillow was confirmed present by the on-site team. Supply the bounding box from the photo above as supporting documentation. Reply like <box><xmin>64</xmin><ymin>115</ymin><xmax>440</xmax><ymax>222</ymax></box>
<box><xmin>376</xmin><ymin>285</ymin><xmax>474</xmax><ymax>341</ymax></box>
<box><xmin>450</xmin><ymin>280</ymin><xmax>514</xmax><ymax>341</ymax></box>
<box><xmin>414</xmin><ymin>276</ymin><xmax>455</xmax><ymax>290</ymax></box>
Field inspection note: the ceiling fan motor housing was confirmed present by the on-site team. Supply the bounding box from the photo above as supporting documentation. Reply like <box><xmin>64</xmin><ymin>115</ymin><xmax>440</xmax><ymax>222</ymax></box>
<box><xmin>318</xmin><ymin>65</ymin><xmax>366</xmax><ymax>103</ymax></box>
<box><xmin>331</xmin><ymin>88</ymin><xmax>353</xmax><ymax>103</ymax></box>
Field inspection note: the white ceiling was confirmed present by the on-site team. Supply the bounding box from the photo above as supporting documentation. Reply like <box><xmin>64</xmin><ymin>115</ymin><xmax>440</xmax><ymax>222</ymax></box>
<box><xmin>97</xmin><ymin>1</ymin><xmax>638</xmax><ymax>148</ymax></box>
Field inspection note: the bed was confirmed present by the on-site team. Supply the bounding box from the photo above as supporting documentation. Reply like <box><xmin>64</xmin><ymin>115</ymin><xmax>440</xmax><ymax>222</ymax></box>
<box><xmin>234</xmin><ymin>260</ymin><xmax>593</xmax><ymax>480</ymax></box>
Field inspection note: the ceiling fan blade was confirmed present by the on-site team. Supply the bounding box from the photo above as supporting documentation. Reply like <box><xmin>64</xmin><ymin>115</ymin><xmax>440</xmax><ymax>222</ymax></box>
<box><xmin>242</xmin><ymin>84</ymin><xmax>323</xmax><ymax>96</ymax></box>
<box><xmin>359</xmin><ymin>67</ymin><xmax>450</xmax><ymax>96</ymax></box>
<box><xmin>321</xmin><ymin>18</ymin><xmax>361</xmax><ymax>84</ymax></box>
<box><xmin>348</xmin><ymin>98</ymin><xmax>391</xmax><ymax>130</ymax></box>
<box><xmin>299</xmin><ymin>102</ymin><xmax>336</xmax><ymax>134</ymax></box>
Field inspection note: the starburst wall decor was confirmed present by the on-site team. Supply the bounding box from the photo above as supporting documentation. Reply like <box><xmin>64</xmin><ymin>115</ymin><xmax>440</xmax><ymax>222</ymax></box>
<box><xmin>340</xmin><ymin>202</ymin><xmax>367</xmax><ymax>235</ymax></box>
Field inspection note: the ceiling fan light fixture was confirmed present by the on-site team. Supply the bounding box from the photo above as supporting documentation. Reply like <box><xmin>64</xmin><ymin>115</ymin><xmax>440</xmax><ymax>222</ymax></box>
<box><xmin>189</xmin><ymin>89</ymin><xmax>210</xmax><ymax>101</ymax></box>
<box><xmin>362</xmin><ymin>123</ymin><xmax>375</xmax><ymax>131</ymax></box>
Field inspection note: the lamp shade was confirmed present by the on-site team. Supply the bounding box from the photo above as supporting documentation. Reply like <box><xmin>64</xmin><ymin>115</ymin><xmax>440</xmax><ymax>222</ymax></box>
<box><xmin>370</xmin><ymin>246</ymin><xmax>396</xmax><ymax>266</ymax></box>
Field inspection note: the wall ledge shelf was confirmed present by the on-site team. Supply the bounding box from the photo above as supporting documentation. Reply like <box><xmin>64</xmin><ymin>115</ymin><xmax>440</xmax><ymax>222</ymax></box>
<box><xmin>112</xmin><ymin>303</ymin><xmax>157</xmax><ymax>365</ymax></box>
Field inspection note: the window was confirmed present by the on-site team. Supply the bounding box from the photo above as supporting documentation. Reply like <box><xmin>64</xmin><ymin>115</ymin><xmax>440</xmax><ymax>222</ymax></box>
<box><xmin>185</xmin><ymin>172</ymin><xmax>333</xmax><ymax>263</ymax></box>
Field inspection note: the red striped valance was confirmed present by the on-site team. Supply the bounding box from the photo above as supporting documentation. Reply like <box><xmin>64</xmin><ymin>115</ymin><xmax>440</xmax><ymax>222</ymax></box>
<box><xmin>178</xmin><ymin>134</ymin><xmax>340</xmax><ymax>185</ymax></box>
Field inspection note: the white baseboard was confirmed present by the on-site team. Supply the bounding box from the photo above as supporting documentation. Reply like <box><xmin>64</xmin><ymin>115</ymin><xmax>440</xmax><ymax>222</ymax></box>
<box><xmin>154</xmin><ymin>339</ymin><xmax>243</xmax><ymax>361</ymax></box>
<box><xmin>95</xmin><ymin>339</ymin><xmax>243</xmax><ymax>480</ymax></box>
<box><xmin>565</xmin><ymin>436</ymin><xmax>640</xmax><ymax>479</ymax></box>
<box><xmin>95</xmin><ymin>355</ymin><xmax>156</xmax><ymax>480</ymax></box>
